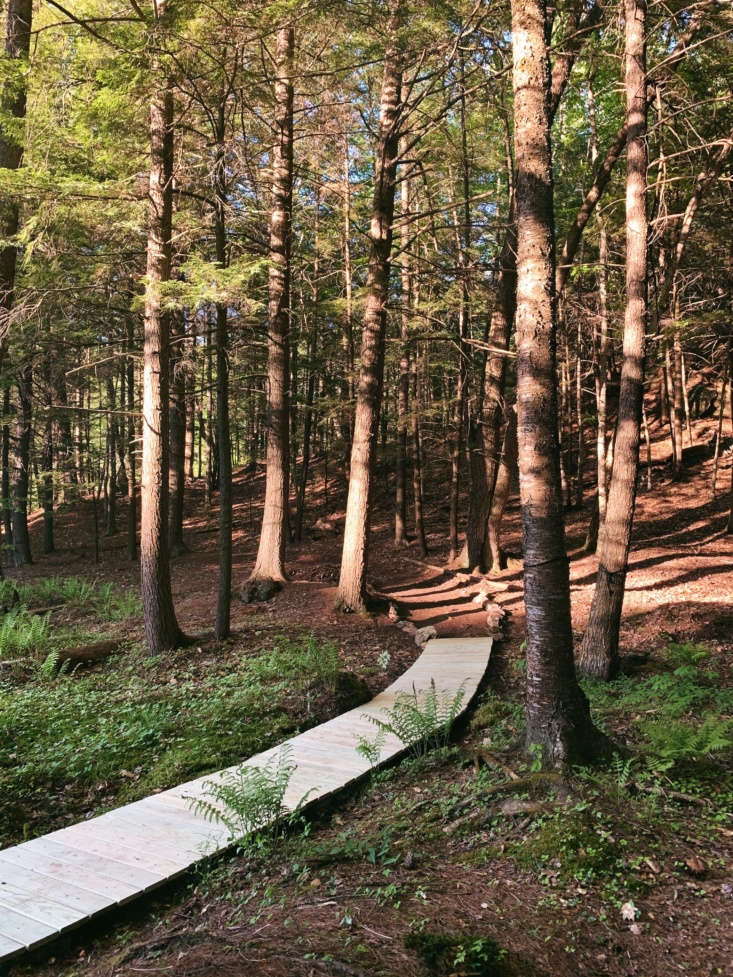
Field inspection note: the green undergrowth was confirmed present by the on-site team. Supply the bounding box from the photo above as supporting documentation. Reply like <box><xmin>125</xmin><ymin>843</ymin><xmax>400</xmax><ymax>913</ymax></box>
<box><xmin>584</xmin><ymin>640</ymin><xmax>733</xmax><ymax>766</ymax></box>
<box><xmin>0</xmin><ymin>574</ymin><xmax>141</xmax><ymax>622</ymax></box>
<box><xmin>0</xmin><ymin>632</ymin><xmax>346</xmax><ymax>845</ymax></box>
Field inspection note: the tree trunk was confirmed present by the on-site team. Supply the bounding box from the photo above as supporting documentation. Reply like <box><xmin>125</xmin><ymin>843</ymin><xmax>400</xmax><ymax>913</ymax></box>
<box><xmin>295</xmin><ymin>191</ymin><xmax>320</xmax><ymax>544</ymax></box>
<box><xmin>337</xmin><ymin>1</ymin><xmax>403</xmax><ymax>611</ymax></box>
<box><xmin>1</xmin><ymin>386</ymin><xmax>12</xmax><ymax>562</ymax></box>
<box><xmin>168</xmin><ymin>310</ymin><xmax>187</xmax><ymax>554</ymax></box>
<box><xmin>487</xmin><ymin>406</ymin><xmax>517</xmax><ymax>571</ymax></box>
<box><xmin>140</xmin><ymin>20</ymin><xmax>182</xmax><ymax>654</ymax></box>
<box><xmin>578</xmin><ymin>0</ymin><xmax>648</xmax><ymax>681</ymax></box>
<box><xmin>411</xmin><ymin>345</ymin><xmax>427</xmax><ymax>557</ymax></box>
<box><xmin>105</xmin><ymin>376</ymin><xmax>118</xmax><ymax>536</ymax></box>
<box><xmin>395</xmin><ymin>141</ymin><xmax>410</xmax><ymax>547</ymax></box>
<box><xmin>0</xmin><ymin>0</ymin><xmax>32</xmax><ymax>374</ymax></box>
<box><xmin>213</xmin><ymin>112</ymin><xmax>233</xmax><ymax>639</ymax></box>
<box><xmin>11</xmin><ymin>362</ymin><xmax>32</xmax><ymax>565</ymax></box>
<box><xmin>126</xmin><ymin>319</ymin><xmax>138</xmax><ymax>562</ymax></box>
<box><xmin>250</xmin><ymin>25</ymin><xmax>294</xmax><ymax>587</ymax></box>
<box><xmin>511</xmin><ymin>0</ymin><xmax>602</xmax><ymax>764</ymax></box>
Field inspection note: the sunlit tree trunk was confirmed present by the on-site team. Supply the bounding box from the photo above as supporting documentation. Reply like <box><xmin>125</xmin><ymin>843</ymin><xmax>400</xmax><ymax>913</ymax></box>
<box><xmin>337</xmin><ymin>1</ymin><xmax>403</xmax><ymax>611</ymax></box>
<box><xmin>511</xmin><ymin>0</ymin><xmax>603</xmax><ymax>764</ymax></box>
<box><xmin>250</xmin><ymin>25</ymin><xmax>294</xmax><ymax>587</ymax></box>
<box><xmin>579</xmin><ymin>0</ymin><xmax>648</xmax><ymax>680</ymax></box>
<box><xmin>395</xmin><ymin>139</ymin><xmax>411</xmax><ymax>546</ymax></box>
<box><xmin>140</xmin><ymin>9</ymin><xmax>183</xmax><ymax>653</ymax></box>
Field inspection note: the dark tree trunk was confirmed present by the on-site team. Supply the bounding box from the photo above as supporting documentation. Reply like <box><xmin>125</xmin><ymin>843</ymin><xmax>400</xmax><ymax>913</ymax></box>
<box><xmin>213</xmin><ymin>106</ymin><xmax>233</xmax><ymax>639</ymax></box>
<box><xmin>0</xmin><ymin>0</ymin><xmax>32</xmax><ymax>370</ymax></box>
<box><xmin>41</xmin><ymin>400</ymin><xmax>54</xmax><ymax>556</ymax></box>
<box><xmin>1</xmin><ymin>386</ymin><xmax>12</xmax><ymax>562</ymax></box>
<box><xmin>295</xmin><ymin>191</ymin><xmax>320</xmax><ymax>544</ymax></box>
<box><xmin>168</xmin><ymin>310</ymin><xmax>188</xmax><ymax>555</ymax></box>
<box><xmin>250</xmin><ymin>25</ymin><xmax>294</xmax><ymax>587</ymax></box>
<box><xmin>579</xmin><ymin>0</ymin><xmax>648</xmax><ymax>681</ymax></box>
<box><xmin>487</xmin><ymin>406</ymin><xmax>517</xmax><ymax>572</ymax></box>
<box><xmin>11</xmin><ymin>362</ymin><xmax>32</xmax><ymax>565</ymax></box>
<box><xmin>511</xmin><ymin>0</ymin><xmax>603</xmax><ymax>765</ymax></box>
<box><xmin>105</xmin><ymin>376</ymin><xmax>118</xmax><ymax>536</ymax></box>
<box><xmin>126</xmin><ymin>318</ymin><xmax>138</xmax><ymax>562</ymax></box>
<box><xmin>140</xmin><ymin>15</ymin><xmax>182</xmax><ymax>654</ymax></box>
<box><xmin>337</xmin><ymin>0</ymin><xmax>403</xmax><ymax>612</ymax></box>
<box><xmin>411</xmin><ymin>346</ymin><xmax>427</xmax><ymax>558</ymax></box>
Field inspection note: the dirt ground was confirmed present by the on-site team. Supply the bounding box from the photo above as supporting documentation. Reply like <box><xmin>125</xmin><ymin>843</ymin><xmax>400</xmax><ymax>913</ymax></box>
<box><xmin>6</xmin><ymin>411</ymin><xmax>733</xmax><ymax>977</ymax></box>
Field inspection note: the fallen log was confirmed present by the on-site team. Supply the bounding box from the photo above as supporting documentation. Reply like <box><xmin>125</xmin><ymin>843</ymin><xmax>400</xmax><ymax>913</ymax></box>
<box><xmin>56</xmin><ymin>639</ymin><xmax>124</xmax><ymax>665</ymax></box>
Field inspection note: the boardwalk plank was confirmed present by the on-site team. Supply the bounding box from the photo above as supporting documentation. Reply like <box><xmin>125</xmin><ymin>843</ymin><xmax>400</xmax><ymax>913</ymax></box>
<box><xmin>0</xmin><ymin>637</ymin><xmax>491</xmax><ymax>963</ymax></box>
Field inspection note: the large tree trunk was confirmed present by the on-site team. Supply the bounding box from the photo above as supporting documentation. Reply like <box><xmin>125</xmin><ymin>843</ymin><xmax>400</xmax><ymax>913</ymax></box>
<box><xmin>0</xmin><ymin>0</ymin><xmax>32</xmax><ymax>571</ymax></box>
<box><xmin>337</xmin><ymin>1</ymin><xmax>403</xmax><ymax>612</ymax></box>
<box><xmin>140</xmin><ymin>15</ymin><xmax>183</xmax><ymax>654</ymax></box>
<box><xmin>249</xmin><ymin>25</ymin><xmax>294</xmax><ymax>587</ymax></box>
<box><xmin>0</xmin><ymin>0</ymin><xmax>32</xmax><ymax>375</ymax></box>
<box><xmin>578</xmin><ymin>0</ymin><xmax>648</xmax><ymax>680</ymax></box>
<box><xmin>511</xmin><ymin>0</ymin><xmax>603</xmax><ymax>765</ymax></box>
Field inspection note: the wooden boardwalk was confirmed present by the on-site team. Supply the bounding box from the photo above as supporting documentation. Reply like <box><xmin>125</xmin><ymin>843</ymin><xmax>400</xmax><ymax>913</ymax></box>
<box><xmin>0</xmin><ymin>636</ymin><xmax>491</xmax><ymax>965</ymax></box>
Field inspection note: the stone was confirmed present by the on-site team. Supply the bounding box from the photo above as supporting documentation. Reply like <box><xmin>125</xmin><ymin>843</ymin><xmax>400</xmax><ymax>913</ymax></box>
<box><xmin>414</xmin><ymin>625</ymin><xmax>438</xmax><ymax>646</ymax></box>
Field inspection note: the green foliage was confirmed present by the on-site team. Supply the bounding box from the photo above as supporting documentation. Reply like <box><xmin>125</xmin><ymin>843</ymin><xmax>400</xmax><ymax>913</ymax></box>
<box><xmin>191</xmin><ymin>746</ymin><xmax>305</xmax><ymax>849</ymax></box>
<box><xmin>0</xmin><ymin>576</ymin><xmax>140</xmax><ymax>620</ymax></box>
<box><xmin>357</xmin><ymin>680</ymin><xmax>466</xmax><ymax>765</ymax></box>
<box><xmin>585</xmin><ymin>642</ymin><xmax>733</xmax><ymax>765</ymax></box>
<box><xmin>405</xmin><ymin>929</ymin><xmax>507</xmax><ymax>977</ymax></box>
<box><xmin>0</xmin><ymin>633</ymin><xmax>342</xmax><ymax>842</ymax></box>
<box><xmin>248</xmin><ymin>634</ymin><xmax>341</xmax><ymax>689</ymax></box>
<box><xmin>0</xmin><ymin>609</ymin><xmax>51</xmax><ymax>660</ymax></box>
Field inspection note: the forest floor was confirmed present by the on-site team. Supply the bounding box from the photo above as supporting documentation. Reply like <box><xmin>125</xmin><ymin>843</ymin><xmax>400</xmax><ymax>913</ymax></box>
<box><xmin>1</xmin><ymin>412</ymin><xmax>732</xmax><ymax>977</ymax></box>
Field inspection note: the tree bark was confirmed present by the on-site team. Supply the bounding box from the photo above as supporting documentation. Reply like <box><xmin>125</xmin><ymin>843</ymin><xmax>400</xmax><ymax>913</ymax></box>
<box><xmin>0</xmin><ymin>0</ymin><xmax>32</xmax><ymax>374</ymax></box>
<box><xmin>395</xmin><ymin>140</ymin><xmax>411</xmax><ymax>546</ymax></box>
<box><xmin>11</xmin><ymin>361</ymin><xmax>32</xmax><ymax>565</ymax></box>
<box><xmin>295</xmin><ymin>190</ymin><xmax>320</xmax><ymax>544</ymax></box>
<box><xmin>337</xmin><ymin>1</ymin><xmax>403</xmax><ymax>611</ymax></box>
<box><xmin>578</xmin><ymin>0</ymin><xmax>648</xmax><ymax>680</ymax></box>
<box><xmin>168</xmin><ymin>309</ymin><xmax>188</xmax><ymax>554</ymax></box>
<box><xmin>140</xmin><ymin>11</ymin><xmax>183</xmax><ymax>654</ymax></box>
<box><xmin>511</xmin><ymin>0</ymin><xmax>602</xmax><ymax>764</ymax></box>
<box><xmin>1</xmin><ymin>386</ymin><xmax>12</xmax><ymax>561</ymax></box>
<box><xmin>250</xmin><ymin>25</ymin><xmax>294</xmax><ymax>587</ymax></box>
<box><xmin>105</xmin><ymin>376</ymin><xmax>118</xmax><ymax>536</ymax></box>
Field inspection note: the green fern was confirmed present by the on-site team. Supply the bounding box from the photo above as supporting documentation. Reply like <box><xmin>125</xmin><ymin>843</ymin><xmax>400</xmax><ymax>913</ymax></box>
<box><xmin>190</xmin><ymin>746</ymin><xmax>306</xmax><ymax>848</ymax></box>
<box><xmin>358</xmin><ymin>680</ymin><xmax>466</xmax><ymax>764</ymax></box>
<box><xmin>639</xmin><ymin>714</ymin><xmax>732</xmax><ymax>761</ymax></box>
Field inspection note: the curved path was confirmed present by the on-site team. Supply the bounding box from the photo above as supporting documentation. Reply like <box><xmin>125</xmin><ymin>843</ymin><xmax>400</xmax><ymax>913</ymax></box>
<box><xmin>0</xmin><ymin>636</ymin><xmax>491</xmax><ymax>966</ymax></box>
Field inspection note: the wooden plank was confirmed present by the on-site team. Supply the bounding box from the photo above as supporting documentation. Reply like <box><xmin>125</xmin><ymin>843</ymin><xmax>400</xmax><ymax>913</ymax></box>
<box><xmin>0</xmin><ymin>861</ymin><xmax>111</xmax><ymax>915</ymax></box>
<box><xmin>0</xmin><ymin>849</ymin><xmax>137</xmax><ymax>905</ymax></box>
<box><xmin>0</xmin><ymin>884</ymin><xmax>83</xmax><ymax>931</ymax></box>
<box><xmin>4</xmin><ymin>838</ymin><xmax>162</xmax><ymax>894</ymax></box>
<box><xmin>0</xmin><ymin>933</ymin><xmax>23</xmax><ymax>961</ymax></box>
<box><xmin>0</xmin><ymin>637</ymin><xmax>491</xmax><ymax>965</ymax></box>
<box><xmin>0</xmin><ymin>906</ymin><xmax>58</xmax><ymax>949</ymax></box>
<box><xmin>45</xmin><ymin>824</ymin><xmax>189</xmax><ymax>877</ymax></box>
